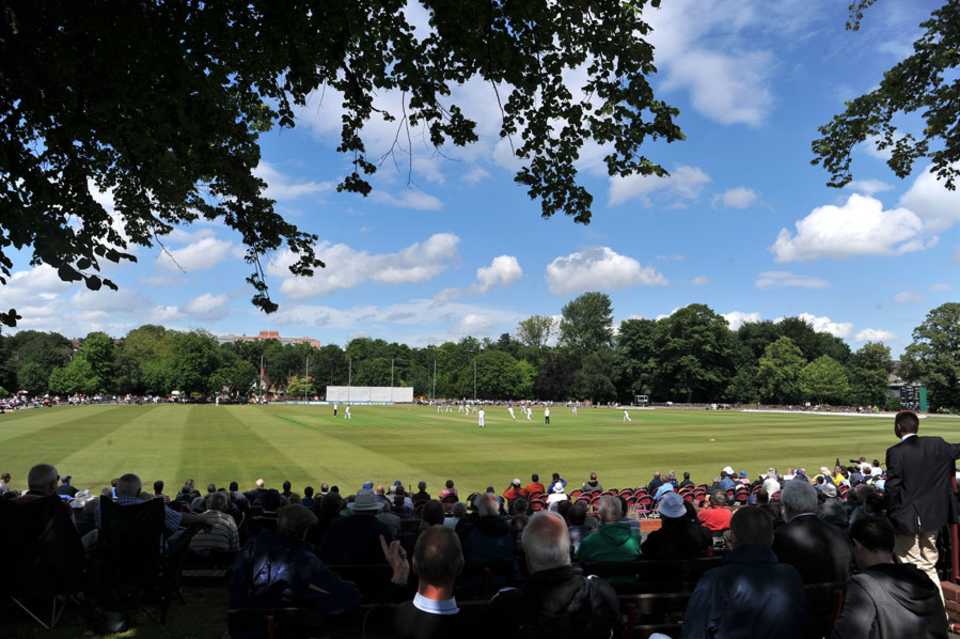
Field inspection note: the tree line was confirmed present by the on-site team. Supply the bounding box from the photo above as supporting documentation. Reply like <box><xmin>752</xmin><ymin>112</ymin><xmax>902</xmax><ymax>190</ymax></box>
<box><xmin>0</xmin><ymin>295</ymin><xmax>957</xmax><ymax>410</ymax></box>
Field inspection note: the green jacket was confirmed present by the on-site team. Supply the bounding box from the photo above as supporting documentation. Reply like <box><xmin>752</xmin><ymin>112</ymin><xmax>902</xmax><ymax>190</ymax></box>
<box><xmin>576</xmin><ymin>522</ymin><xmax>641</xmax><ymax>562</ymax></box>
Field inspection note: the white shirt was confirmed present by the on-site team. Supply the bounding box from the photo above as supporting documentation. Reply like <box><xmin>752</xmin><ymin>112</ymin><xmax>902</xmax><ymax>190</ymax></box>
<box><xmin>413</xmin><ymin>592</ymin><xmax>459</xmax><ymax>616</ymax></box>
<box><xmin>544</xmin><ymin>408</ymin><xmax>550</xmax><ymax>416</ymax></box>
<box><xmin>763</xmin><ymin>477</ymin><xmax>781</xmax><ymax>496</ymax></box>
<box><xmin>546</xmin><ymin>493</ymin><xmax>568</xmax><ymax>508</ymax></box>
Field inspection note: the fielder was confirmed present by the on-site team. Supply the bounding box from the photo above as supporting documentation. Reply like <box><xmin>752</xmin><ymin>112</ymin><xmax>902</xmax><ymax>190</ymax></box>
<box><xmin>345</xmin><ymin>405</ymin><xmax>352</xmax><ymax>420</ymax></box>
<box><xmin>478</xmin><ymin>407</ymin><xmax>486</xmax><ymax>429</ymax></box>
<box><xmin>623</xmin><ymin>409</ymin><xmax>632</xmax><ymax>422</ymax></box>
<box><xmin>507</xmin><ymin>405</ymin><xmax>517</xmax><ymax>420</ymax></box>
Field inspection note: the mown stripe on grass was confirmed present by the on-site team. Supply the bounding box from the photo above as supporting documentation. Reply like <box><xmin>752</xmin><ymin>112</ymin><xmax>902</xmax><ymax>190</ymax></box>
<box><xmin>0</xmin><ymin>405</ymin><xmax>156</xmax><ymax>486</ymax></box>
<box><xmin>173</xmin><ymin>405</ymin><xmax>316</xmax><ymax>489</ymax></box>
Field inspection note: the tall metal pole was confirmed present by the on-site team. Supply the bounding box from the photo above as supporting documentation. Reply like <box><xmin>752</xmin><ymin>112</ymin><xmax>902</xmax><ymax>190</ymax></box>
<box><xmin>473</xmin><ymin>359</ymin><xmax>477</xmax><ymax>401</ymax></box>
<box><xmin>348</xmin><ymin>357</ymin><xmax>352</xmax><ymax>404</ymax></box>
<box><xmin>304</xmin><ymin>356</ymin><xmax>310</xmax><ymax>402</ymax></box>
<box><xmin>390</xmin><ymin>357</ymin><xmax>395</xmax><ymax>403</ymax></box>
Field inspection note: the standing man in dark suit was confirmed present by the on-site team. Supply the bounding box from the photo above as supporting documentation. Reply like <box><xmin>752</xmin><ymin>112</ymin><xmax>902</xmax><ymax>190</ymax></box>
<box><xmin>885</xmin><ymin>410</ymin><xmax>960</xmax><ymax>601</ymax></box>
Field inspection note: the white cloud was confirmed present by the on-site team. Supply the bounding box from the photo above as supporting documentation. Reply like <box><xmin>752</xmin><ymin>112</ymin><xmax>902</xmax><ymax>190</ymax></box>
<box><xmin>771</xmin><ymin>193</ymin><xmax>929</xmax><ymax>261</ymax></box>
<box><xmin>845</xmin><ymin>179</ymin><xmax>893</xmax><ymax>196</ymax></box>
<box><xmin>271</xmin><ymin>297</ymin><xmax>522</xmax><ymax>341</ymax></box>
<box><xmin>723</xmin><ymin>311</ymin><xmax>762</xmax><ymax>331</ymax></box>
<box><xmin>894</xmin><ymin>290</ymin><xmax>923</xmax><ymax>304</ymax></box>
<box><xmin>369</xmin><ymin>189</ymin><xmax>443</xmax><ymax>211</ymax></box>
<box><xmin>930</xmin><ymin>282</ymin><xmax>952</xmax><ymax>293</ymax></box>
<box><xmin>655</xmin><ymin>307</ymin><xmax>682</xmax><ymax>321</ymax></box>
<box><xmin>462</xmin><ymin>167</ymin><xmax>491</xmax><ymax>185</ymax></box>
<box><xmin>898</xmin><ymin>165</ymin><xmax>960</xmax><ymax>232</ymax></box>
<box><xmin>609</xmin><ymin>165</ymin><xmax>710</xmax><ymax>207</ymax></box>
<box><xmin>156</xmin><ymin>236</ymin><xmax>235</xmax><ymax>272</ymax></box>
<box><xmin>755</xmin><ymin>271</ymin><xmax>829</xmax><ymax>289</ymax></box>
<box><xmin>716</xmin><ymin>187</ymin><xmax>759</xmax><ymax>209</ymax></box>
<box><xmin>0</xmin><ymin>265</ymin><xmax>72</xmax><ymax>309</ymax></box>
<box><xmin>268</xmin><ymin>233</ymin><xmax>460</xmax><ymax>298</ymax></box>
<box><xmin>475</xmin><ymin>256</ymin><xmax>522</xmax><ymax>293</ymax></box>
<box><xmin>855</xmin><ymin>328</ymin><xmax>895</xmax><ymax>342</ymax></box>
<box><xmin>661</xmin><ymin>50</ymin><xmax>773</xmax><ymax>126</ymax></box>
<box><xmin>545</xmin><ymin>247</ymin><xmax>667</xmax><ymax>295</ymax></box>
<box><xmin>149</xmin><ymin>305</ymin><xmax>184</xmax><ymax>322</ymax></box>
<box><xmin>691</xmin><ymin>275</ymin><xmax>710</xmax><ymax>286</ymax></box>
<box><xmin>184</xmin><ymin>293</ymin><xmax>230</xmax><ymax>321</ymax></box>
<box><xmin>253</xmin><ymin>162</ymin><xmax>333</xmax><ymax>200</ymax></box>
<box><xmin>794</xmin><ymin>313</ymin><xmax>853</xmax><ymax>339</ymax></box>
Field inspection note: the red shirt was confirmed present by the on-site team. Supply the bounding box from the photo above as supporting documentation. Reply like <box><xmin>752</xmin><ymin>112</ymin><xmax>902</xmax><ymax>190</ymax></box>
<box><xmin>698</xmin><ymin>506</ymin><xmax>732</xmax><ymax>532</ymax></box>
<box><xmin>503</xmin><ymin>486</ymin><xmax>523</xmax><ymax>501</ymax></box>
<box><xmin>524</xmin><ymin>482</ymin><xmax>545</xmax><ymax>496</ymax></box>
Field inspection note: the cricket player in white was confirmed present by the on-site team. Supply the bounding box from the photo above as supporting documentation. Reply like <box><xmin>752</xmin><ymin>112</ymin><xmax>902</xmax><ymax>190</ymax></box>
<box><xmin>507</xmin><ymin>405</ymin><xmax>516</xmax><ymax>420</ymax></box>
<box><xmin>526</xmin><ymin>407</ymin><xmax>533</xmax><ymax>421</ymax></box>
<box><xmin>345</xmin><ymin>405</ymin><xmax>352</xmax><ymax>420</ymax></box>
<box><xmin>623</xmin><ymin>409</ymin><xmax>632</xmax><ymax>422</ymax></box>
<box><xmin>478</xmin><ymin>407</ymin><xmax>486</xmax><ymax>429</ymax></box>
<box><xmin>544</xmin><ymin>406</ymin><xmax>550</xmax><ymax>425</ymax></box>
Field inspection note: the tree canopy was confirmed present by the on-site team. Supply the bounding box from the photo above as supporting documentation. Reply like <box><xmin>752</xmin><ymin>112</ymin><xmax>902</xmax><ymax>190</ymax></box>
<box><xmin>5</xmin><ymin>293</ymin><xmax>943</xmax><ymax>409</ymax></box>
<box><xmin>813</xmin><ymin>1</ymin><xmax>960</xmax><ymax>190</ymax></box>
<box><xmin>0</xmin><ymin>0</ymin><xmax>682</xmax><ymax>327</ymax></box>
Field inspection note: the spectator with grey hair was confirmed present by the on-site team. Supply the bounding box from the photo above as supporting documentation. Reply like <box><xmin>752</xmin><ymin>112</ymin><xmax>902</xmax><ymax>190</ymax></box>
<box><xmin>229</xmin><ymin>504</ymin><xmax>361</xmax><ymax>631</ymax></box>
<box><xmin>697</xmin><ymin>489</ymin><xmax>733</xmax><ymax>533</ymax></box>
<box><xmin>461</xmin><ymin>494</ymin><xmax>513</xmax><ymax>564</ymax></box>
<box><xmin>492</xmin><ymin>511</ymin><xmax>620</xmax><ymax>639</ymax></box>
<box><xmin>681</xmin><ymin>507</ymin><xmax>807</xmax><ymax>639</ymax></box>
<box><xmin>576</xmin><ymin>495</ymin><xmax>640</xmax><ymax>562</ymax></box>
<box><xmin>773</xmin><ymin>479</ymin><xmax>852</xmax><ymax>586</ymax></box>
<box><xmin>189</xmin><ymin>491</ymin><xmax>240</xmax><ymax>556</ymax></box>
<box><xmin>87</xmin><ymin>473</ymin><xmax>219</xmax><ymax>553</ymax></box>
<box><xmin>17</xmin><ymin>463</ymin><xmax>60</xmax><ymax>502</ymax></box>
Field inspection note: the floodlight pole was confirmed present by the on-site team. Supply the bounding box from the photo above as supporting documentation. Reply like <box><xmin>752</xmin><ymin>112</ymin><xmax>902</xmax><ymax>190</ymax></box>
<box><xmin>348</xmin><ymin>357</ymin><xmax>352</xmax><ymax>404</ymax></box>
<box><xmin>304</xmin><ymin>356</ymin><xmax>310</xmax><ymax>402</ymax></box>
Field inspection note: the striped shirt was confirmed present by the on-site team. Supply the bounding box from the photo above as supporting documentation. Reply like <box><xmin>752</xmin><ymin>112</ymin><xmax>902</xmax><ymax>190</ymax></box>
<box><xmin>189</xmin><ymin>510</ymin><xmax>240</xmax><ymax>554</ymax></box>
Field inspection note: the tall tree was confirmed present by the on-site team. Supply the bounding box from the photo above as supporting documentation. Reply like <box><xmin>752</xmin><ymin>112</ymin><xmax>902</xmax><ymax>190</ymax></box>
<box><xmin>516</xmin><ymin>315</ymin><xmax>556</xmax><ymax>351</ymax></box>
<box><xmin>653</xmin><ymin>305</ymin><xmax>735</xmax><ymax>402</ymax></box>
<box><xmin>901</xmin><ymin>303</ymin><xmax>960</xmax><ymax>410</ymax></box>
<box><xmin>615</xmin><ymin>318</ymin><xmax>658</xmax><ymax>401</ymax></box>
<box><xmin>848</xmin><ymin>342</ymin><xmax>894</xmax><ymax>406</ymax></box>
<box><xmin>559</xmin><ymin>292</ymin><xmax>614</xmax><ymax>353</ymax></box>
<box><xmin>77</xmin><ymin>331</ymin><xmax>116</xmax><ymax>392</ymax></box>
<box><xmin>48</xmin><ymin>355</ymin><xmax>100</xmax><ymax>396</ymax></box>
<box><xmin>756</xmin><ymin>337</ymin><xmax>806</xmax><ymax>404</ymax></box>
<box><xmin>800</xmin><ymin>355</ymin><xmax>851</xmax><ymax>405</ymax></box>
<box><xmin>0</xmin><ymin>0</ymin><xmax>683</xmax><ymax>328</ymax></box>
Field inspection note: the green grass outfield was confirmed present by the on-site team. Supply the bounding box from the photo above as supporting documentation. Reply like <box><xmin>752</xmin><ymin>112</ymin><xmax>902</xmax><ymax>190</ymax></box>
<box><xmin>1</xmin><ymin>404</ymin><xmax>958</xmax><ymax>494</ymax></box>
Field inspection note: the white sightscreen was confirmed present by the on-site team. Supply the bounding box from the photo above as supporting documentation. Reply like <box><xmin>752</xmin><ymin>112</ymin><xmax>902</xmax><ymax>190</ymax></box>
<box><xmin>325</xmin><ymin>386</ymin><xmax>414</xmax><ymax>403</ymax></box>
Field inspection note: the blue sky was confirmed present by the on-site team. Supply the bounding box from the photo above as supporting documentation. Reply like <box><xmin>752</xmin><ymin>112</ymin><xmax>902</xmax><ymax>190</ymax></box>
<box><xmin>3</xmin><ymin>0</ymin><xmax>957</xmax><ymax>354</ymax></box>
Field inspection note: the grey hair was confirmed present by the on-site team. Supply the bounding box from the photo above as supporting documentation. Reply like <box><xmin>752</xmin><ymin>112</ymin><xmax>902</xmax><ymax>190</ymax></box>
<box><xmin>521</xmin><ymin>511</ymin><xmax>571</xmax><ymax>573</ymax></box>
<box><xmin>477</xmin><ymin>494</ymin><xmax>499</xmax><ymax>517</ymax></box>
<box><xmin>597</xmin><ymin>495</ymin><xmax>622</xmax><ymax>523</ymax></box>
<box><xmin>781</xmin><ymin>480</ymin><xmax>818</xmax><ymax>519</ymax></box>
<box><xmin>27</xmin><ymin>464</ymin><xmax>58</xmax><ymax>493</ymax></box>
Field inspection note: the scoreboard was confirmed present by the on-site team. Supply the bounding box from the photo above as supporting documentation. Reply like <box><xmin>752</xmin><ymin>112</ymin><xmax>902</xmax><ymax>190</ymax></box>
<box><xmin>899</xmin><ymin>385</ymin><xmax>929</xmax><ymax>412</ymax></box>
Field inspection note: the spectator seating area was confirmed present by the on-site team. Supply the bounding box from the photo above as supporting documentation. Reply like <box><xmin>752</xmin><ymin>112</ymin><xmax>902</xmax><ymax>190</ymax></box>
<box><xmin>0</xmin><ymin>463</ymin><xmax>903</xmax><ymax>638</ymax></box>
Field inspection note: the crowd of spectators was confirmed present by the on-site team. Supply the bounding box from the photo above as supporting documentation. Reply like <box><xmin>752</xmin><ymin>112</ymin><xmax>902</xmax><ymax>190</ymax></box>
<box><xmin>1</xmin><ymin>411</ymin><xmax>956</xmax><ymax>638</ymax></box>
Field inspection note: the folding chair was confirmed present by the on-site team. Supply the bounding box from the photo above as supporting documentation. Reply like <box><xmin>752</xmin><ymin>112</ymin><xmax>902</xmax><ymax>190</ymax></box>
<box><xmin>0</xmin><ymin>495</ymin><xmax>85</xmax><ymax>629</ymax></box>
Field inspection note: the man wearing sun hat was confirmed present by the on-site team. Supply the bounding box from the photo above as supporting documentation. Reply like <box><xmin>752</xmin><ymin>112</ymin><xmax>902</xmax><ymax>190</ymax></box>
<box><xmin>319</xmin><ymin>489</ymin><xmax>394</xmax><ymax>565</ymax></box>
<box><xmin>641</xmin><ymin>492</ymin><xmax>712</xmax><ymax>560</ymax></box>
